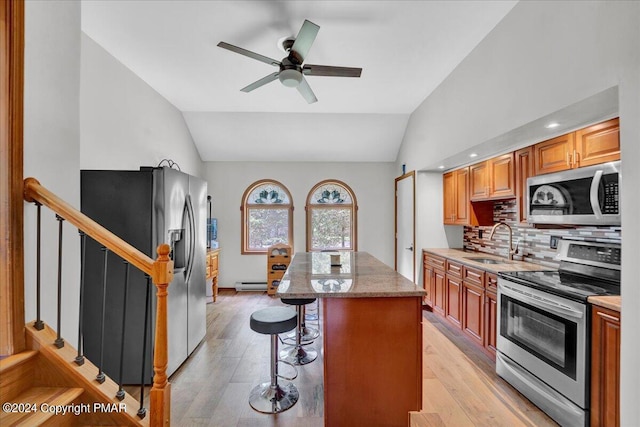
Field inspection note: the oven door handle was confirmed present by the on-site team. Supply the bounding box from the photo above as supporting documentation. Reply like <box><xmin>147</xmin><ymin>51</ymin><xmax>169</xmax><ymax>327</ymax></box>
<box><xmin>500</xmin><ymin>283</ymin><xmax>584</xmax><ymax>319</ymax></box>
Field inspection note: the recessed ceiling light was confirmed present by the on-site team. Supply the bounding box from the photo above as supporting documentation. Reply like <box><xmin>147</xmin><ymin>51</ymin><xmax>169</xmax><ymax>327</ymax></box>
<box><xmin>469</xmin><ymin>153</ymin><xmax>478</xmax><ymax>158</ymax></box>
<box><xmin>545</xmin><ymin>122</ymin><xmax>560</xmax><ymax>129</ymax></box>
<box><xmin>438</xmin><ymin>165</ymin><xmax>445</xmax><ymax>169</ymax></box>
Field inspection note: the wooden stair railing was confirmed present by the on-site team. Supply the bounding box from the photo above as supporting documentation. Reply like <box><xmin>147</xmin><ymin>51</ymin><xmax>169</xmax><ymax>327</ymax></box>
<box><xmin>23</xmin><ymin>177</ymin><xmax>172</xmax><ymax>426</ymax></box>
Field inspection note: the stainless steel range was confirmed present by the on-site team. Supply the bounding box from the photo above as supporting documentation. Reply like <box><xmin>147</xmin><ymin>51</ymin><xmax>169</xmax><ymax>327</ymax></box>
<box><xmin>497</xmin><ymin>239</ymin><xmax>620</xmax><ymax>427</ymax></box>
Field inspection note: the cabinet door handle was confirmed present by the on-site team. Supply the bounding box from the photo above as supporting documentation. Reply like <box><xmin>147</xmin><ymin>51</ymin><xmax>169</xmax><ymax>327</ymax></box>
<box><xmin>566</xmin><ymin>152</ymin><xmax>572</xmax><ymax>167</ymax></box>
<box><xmin>574</xmin><ymin>150</ymin><xmax>579</xmax><ymax>167</ymax></box>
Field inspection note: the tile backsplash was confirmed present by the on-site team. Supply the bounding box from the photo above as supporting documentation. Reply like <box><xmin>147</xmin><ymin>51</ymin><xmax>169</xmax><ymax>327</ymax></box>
<box><xmin>463</xmin><ymin>200</ymin><xmax>622</xmax><ymax>269</ymax></box>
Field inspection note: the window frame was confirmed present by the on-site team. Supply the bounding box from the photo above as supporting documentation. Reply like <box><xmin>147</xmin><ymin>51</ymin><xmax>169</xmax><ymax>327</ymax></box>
<box><xmin>240</xmin><ymin>179</ymin><xmax>294</xmax><ymax>255</ymax></box>
<box><xmin>305</xmin><ymin>179</ymin><xmax>358</xmax><ymax>252</ymax></box>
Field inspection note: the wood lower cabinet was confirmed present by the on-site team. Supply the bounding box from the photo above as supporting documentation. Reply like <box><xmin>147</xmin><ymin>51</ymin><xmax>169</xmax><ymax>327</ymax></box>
<box><xmin>484</xmin><ymin>289</ymin><xmax>498</xmax><ymax>358</ymax></box>
<box><xmin>206</xmin><ymin>248</ymin><xmax>221</xmax><ymax>302</ymax></box>
<box><xmin>590</xmin><ymin>305</ymin><xmax>621</xmax><ymax>427</ymax></box>
<box><xmin>423</xmin><ymin>252</ymin><xmax>445</xmax><ymax>313</ymax></box>
<box><xmin>445</xmin><ymin>260</ymin><xmax>463</xmax><ymax>328</ymax></box>
<box><xmin>462</xmin><ymin>281</ymin><xmax>484</xmax><ymax>346</ymax></box>
<box><xmin>432</xmin><ymin>268</ymin><xmax>446</xmax><ymax>316</ymax></box>
<box><xmin>423</xmin><ymin>253</ymin><xmax>500</xmax><ymax>360</ymax></box>
<box><xmin>462</xmin><ymin>265</ymin><xmax>485</xmax><ymax>346</ymax></box>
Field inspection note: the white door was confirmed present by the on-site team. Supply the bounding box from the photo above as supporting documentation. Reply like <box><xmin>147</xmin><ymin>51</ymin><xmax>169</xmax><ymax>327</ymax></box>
<box><xmin>395</xmin><ymin>172</ymin><xmax>415</xmax><ymax>282</ymax></box>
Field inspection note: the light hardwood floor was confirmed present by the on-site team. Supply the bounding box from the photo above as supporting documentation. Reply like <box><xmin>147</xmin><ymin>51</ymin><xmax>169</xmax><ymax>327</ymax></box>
<box><xmin>130</xmin><ymin>290</ymin><xmax>556</xmax><ymax>426</ymax></box>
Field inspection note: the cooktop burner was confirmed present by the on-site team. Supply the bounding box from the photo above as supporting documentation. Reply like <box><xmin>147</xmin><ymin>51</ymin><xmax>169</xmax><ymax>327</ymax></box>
<box><xmin>499</xmin><ymin>270</ymin><xmax>620</xmax><ymax>302</ymax></box>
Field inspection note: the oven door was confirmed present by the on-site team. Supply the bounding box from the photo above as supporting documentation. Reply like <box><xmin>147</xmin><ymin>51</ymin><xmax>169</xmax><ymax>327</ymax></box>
<box><xmin>497</xmin><ymin>279</ymin><xmax>587</xmax><ymax>407</ymax></box>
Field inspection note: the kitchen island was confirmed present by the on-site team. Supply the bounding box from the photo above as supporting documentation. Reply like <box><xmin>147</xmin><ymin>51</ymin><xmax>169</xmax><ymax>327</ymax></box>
<box><xmin>276</xmin><ymin>251</ymin><xmax>426</xmax><ymax>426</ymax></box>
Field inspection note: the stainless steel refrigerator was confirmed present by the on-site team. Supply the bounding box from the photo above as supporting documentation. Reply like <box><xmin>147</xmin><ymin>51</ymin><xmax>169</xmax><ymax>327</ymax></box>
<box><xmin>80</xmin><ymin>167</ymin><xmax>207</xmax><ymax>383</ymax></box>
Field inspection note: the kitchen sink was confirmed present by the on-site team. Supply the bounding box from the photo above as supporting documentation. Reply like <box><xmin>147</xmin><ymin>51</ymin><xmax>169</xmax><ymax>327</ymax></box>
<box><xmin>463</xmin><ymin>257</ymin><xmax>509</xmax><ymax>264</ymax></box>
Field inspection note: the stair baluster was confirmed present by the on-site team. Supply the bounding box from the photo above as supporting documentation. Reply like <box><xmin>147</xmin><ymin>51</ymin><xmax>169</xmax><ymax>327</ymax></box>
<box><xmin>54</xmin><ymin>214</ymin><xmax>65</xmax><ymax>348</ymax></box>
<box><xmin>137</xmin><ymin>275</ymin><xmax>151</xmax><ymax>419</ymax></box>
<box><xmin>116</xmin><ymin>260</ymin><xmax>130</xmax><ymax>401</ymax></box>
<box><xmin>96</xmin><ymin>246</ymin><xmax>109</xmax><ymax>384</ymax></box>
<box><xmin>75</xmin><ymin>231</ymin><xmax>86</xmax><ymax>365</ymax></box>
<box><xmin>34</xmin><ymin>202</ymin><xmax>44</xmax><ymax>330</ymax></box>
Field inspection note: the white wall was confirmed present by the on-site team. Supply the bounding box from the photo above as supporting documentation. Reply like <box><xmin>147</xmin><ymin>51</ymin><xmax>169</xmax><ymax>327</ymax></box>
<box><xmin>22</xmin><ymin>5</ymin><xmax>207</xmax><ymax>347</ymax></box>
<box><xmin>204</xmin><ymin>162</ymin><xmax>397</xmax><ymax>287</ymax></box>
<box><xmin>23</xmin><ymin>1</ymin><xmax>82</xmax><ymax>345</ymax></box>
<box><xmin>80</xmin><ymin>34</ymin><xmax>204</xmax><ymax>178</ymax></box>
<box><xmin>397</xmin><ymin>2</ymin><xmax>640</xmax><ymax>424</ymax></box>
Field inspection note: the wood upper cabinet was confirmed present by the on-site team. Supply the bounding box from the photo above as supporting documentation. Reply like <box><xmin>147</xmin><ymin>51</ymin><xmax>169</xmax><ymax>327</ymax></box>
<box><xmin>534</xmin><ymin>132</ymin><xmax>574</xmax><ymax>175</ymax></box>
<box><xmin>469</xmin><ymin>162</ymin><xmax>489</xmax><ymax>200</ymax></box>
<box><xmin>591</xmin><ymin>305</ymin><xmax>621</xmax><ymax>427</ymax></box>
<box><xmin>443</xmin><ymin>167</ymin><xmax>471</xmax><ymax>225</ymax></box>
<box><xmin>469</xmin><ymin>153</ymin><xmax>515</xmax><ymax>201</ymax></box>
<box><xmin>575</xmin><ymin>118</ymin><xmax>620</xmax><ymax>168</ymax></box>
<box><xmin>534</xmin><ymin>118</ymin><xmax>620</xmax><ymax>175</ymax></box>
<box><xmin>515</xmin><ymin>146</ymin><xmax>535</xmax><ymax>223</ymax></box>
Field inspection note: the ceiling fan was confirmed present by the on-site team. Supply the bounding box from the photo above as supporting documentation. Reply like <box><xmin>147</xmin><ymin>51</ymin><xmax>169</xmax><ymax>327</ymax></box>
<box><xmin>217</xmin><ymin>19</ymin><xmax>362</xmax><ymax>104</ymax></box>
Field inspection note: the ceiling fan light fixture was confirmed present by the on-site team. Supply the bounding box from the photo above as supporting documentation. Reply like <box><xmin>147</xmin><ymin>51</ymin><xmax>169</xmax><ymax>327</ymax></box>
<box><xmin>278</xmin><ymin>69</ymin><xmax>302</xmax><ymax>87</ymax></box>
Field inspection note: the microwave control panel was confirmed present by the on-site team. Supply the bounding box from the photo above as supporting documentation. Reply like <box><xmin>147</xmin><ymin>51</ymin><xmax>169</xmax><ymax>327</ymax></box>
<box><xmin>602</xmin><ymin>179</ymin><xmax>619</xmax><ymax>214</ymax></box>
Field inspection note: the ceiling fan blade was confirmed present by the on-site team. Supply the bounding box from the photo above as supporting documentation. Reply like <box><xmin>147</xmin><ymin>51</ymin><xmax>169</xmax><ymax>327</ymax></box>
<box><xmin>241</xmin><ymin>72</ymin><xmax>280</xmax><ymax>92</ymax></box>
<box><xmin>296</xmin><ymin>76</ymin><xmax>318</xmax><ymax>104</ymax></box>
<box><xmin>289</xmin><ymin>20</ymin><xmax>320</xmax><ymax>64</ymax></box>
<box><xmin>217</xmin><ymin>42</ymin><xmax>281</xmax><ymax>67</ymax></box>
<box><xmin>303</xmin><ymin>64</ymin><xmax>362</xmax><ymax>78</ymax></box>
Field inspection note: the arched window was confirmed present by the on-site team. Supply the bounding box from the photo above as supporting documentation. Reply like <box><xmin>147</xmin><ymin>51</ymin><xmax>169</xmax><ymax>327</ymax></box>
<box><xmin>241</xmin><ymin>180</ymin><xmax>293</xmax><ymax>254</ymax></box>
<box><xmin>306</xmin><ymin>180</ymin><xmax>358</xmax><ymax>252</ymax></box>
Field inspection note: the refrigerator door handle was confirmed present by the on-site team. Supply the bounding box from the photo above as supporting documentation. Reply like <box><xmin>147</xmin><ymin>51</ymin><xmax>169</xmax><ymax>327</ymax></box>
<box><xmin>184</xmin><ymin>195</ymin><xmax>196</xmax><ymax>283</ymax></box>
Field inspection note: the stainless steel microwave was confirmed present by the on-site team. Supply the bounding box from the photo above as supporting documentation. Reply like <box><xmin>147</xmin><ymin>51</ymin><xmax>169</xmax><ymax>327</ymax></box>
<box><xmin>527</xmin><ymin>161</ymin><xmax>621</xmax><ymax>225</ymax></box>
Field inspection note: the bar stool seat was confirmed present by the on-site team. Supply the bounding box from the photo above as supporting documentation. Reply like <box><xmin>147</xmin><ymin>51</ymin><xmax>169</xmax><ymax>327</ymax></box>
<box><xmin>280</xmin><ymin>299</ymin><xmax>318</xmax><ymax>365</ymax></box>
<box><xmin>250</xmin><ymin>306</ymin><xmax>297</xmax><ymax>335</ymax></box>
<box><xmin>249</xmin><ymin>307</ymin><xmax>299</xmax><ymax>414</ymax></box>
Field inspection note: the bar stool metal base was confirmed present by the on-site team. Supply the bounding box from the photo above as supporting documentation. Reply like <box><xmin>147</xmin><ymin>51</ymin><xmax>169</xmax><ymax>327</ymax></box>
<box><xmin>283</xmin><ymin>326</ymin><xmax>319</xmax><ymax>344</ymax></box>
<box><xmin>280</xmin><ymin>344</ymin><xmax>318</xmax><ymax>365</ymax></box>
<box><xmin>249</xmin><ymin>381</ymin><xmax>299</xmax><ymax>414</ymax></box>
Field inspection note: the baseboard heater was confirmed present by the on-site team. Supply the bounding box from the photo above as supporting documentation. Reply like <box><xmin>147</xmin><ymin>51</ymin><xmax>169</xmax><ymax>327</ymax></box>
<box><xmin>234</xmin><ymin>281</ymin><xmax>268</xmax><ymax>291</ymax></box>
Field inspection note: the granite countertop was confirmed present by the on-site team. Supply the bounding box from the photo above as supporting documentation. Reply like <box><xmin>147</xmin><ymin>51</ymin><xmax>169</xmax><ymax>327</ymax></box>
<box><xmin>588</xmin><ymin>295</ymin><xmax>621</xmax><ymax>312</ymax></box>
<box><xmin>423</xmin><ymin>248</ymin><xmax>553</xmax><ymax>273</ymax></box>
<box><xmin>275</xmin><ymin>251</ymin><xmax>426</xmax><ymax>298</ymax></box>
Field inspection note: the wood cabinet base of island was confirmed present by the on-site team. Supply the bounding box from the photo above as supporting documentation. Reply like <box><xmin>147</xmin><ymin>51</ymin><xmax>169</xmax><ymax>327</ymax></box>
<box><xmin>322</xmin><ymin>296</ymin><xmax>423</xmax><ymax>426</ymax></box>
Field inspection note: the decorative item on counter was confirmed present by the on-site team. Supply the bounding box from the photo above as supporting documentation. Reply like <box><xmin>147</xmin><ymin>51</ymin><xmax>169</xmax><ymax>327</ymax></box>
<box><xmin>329</xmin><ymin>252</ymin><xmax>341</xmax><ymax>267</ymax></box>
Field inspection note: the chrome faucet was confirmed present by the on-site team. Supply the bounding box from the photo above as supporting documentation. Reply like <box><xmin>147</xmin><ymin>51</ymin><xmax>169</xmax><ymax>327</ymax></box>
<box><xmin>489</xmin><ymin>222</ymin><xmax>518</xmax><ymax>261</ymax></box>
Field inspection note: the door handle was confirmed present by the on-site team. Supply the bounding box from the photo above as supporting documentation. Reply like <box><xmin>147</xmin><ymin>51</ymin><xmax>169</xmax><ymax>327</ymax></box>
<box><xmin>184</xmin><ymin>195</ymin><xmax>196</xmax><ymax>282</ymax></box>
<box><xmin>405</xmin><ymin>244</ymin><xmax>414</xmax><ymax>251</ymax></box>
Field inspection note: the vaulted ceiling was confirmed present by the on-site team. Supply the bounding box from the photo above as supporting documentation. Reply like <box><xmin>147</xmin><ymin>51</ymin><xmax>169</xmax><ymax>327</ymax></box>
<box><xmin>81</xmin><ymin>1</ymin><xmax>518</xmax><ymax>162</ymax></box>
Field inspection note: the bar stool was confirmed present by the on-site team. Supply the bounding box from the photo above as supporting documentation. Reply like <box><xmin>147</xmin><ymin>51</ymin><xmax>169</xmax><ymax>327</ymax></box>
<box><xmin>248</xmin><ymin>306</ymin><xmax>299</xmax><ymax>414</ymax></box>
<box><xmin>284</xmin><ymin>300</ymin><xmax>319</xmax><ymax>343</ymax></box>
<box><xmin>280</xmin><ymin>298</ymin><xmax>318</xmax><ymax>365</ymax></box>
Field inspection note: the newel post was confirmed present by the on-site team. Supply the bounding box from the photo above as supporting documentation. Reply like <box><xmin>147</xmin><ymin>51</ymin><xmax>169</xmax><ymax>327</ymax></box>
<box><xmin>150</xmin><ymin>244</ymin><xmax>173</xmax><ymax>426</ymax></box>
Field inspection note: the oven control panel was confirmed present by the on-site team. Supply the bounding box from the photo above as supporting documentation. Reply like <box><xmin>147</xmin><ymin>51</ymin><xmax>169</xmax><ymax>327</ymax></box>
<box><xmin>567</xmin><ymin>244</ymin><xmax>621</xmax><ymax>266</ymax></box>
